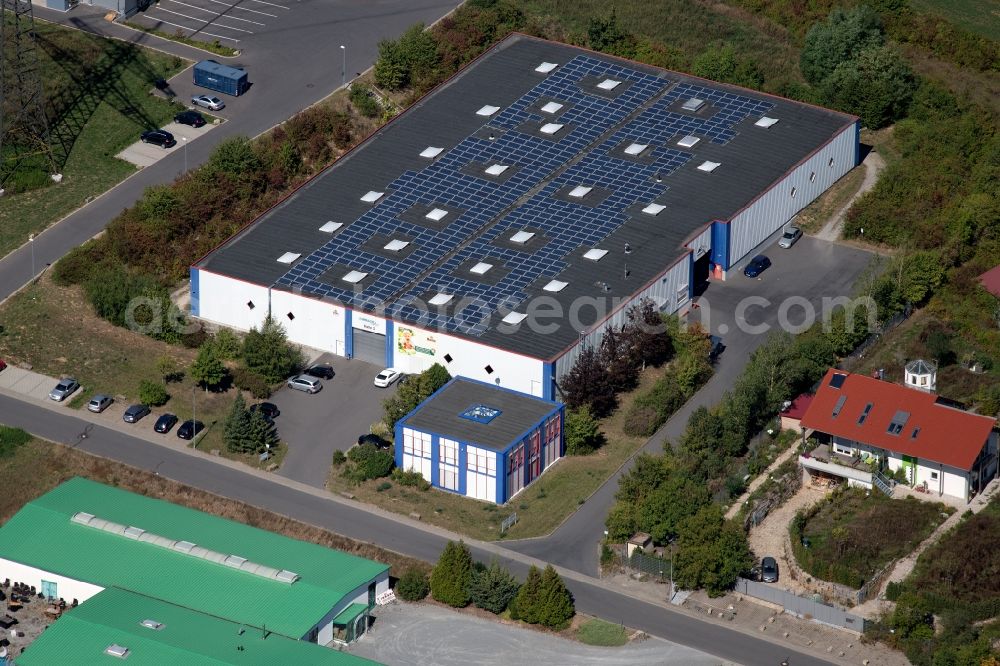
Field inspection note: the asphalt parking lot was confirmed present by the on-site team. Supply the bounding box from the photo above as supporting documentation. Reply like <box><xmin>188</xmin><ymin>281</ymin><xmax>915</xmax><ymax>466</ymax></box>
<box><xmin>116</xmin><ymin>120</ymin><xmax>217</xmax><ymax>168</ymax></box>
<box><xmin>132</xmin><ymin>0</ymin><xmax>294</xmax><ymax>46</ymax></box>
<box><xmin>272</xmin><ymin>355</ymin><xmax>401</xmax><ymax>489</ymax></box>
<box><xmin>348</xmin><ymin>602</ymin><xmax>728</xmax><ymax>666</ymax></box>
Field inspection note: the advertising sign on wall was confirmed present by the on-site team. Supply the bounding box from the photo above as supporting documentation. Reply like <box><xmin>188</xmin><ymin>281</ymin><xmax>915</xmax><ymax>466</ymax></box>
<box><xmin>353</xmin><ymin>314</ymin><xmax>384</xmax><ymax>335</ymax></box>
<box><xmin>397</xmin><ymin>326</ymin><xmax>437</xmax><ymax>357</ymax></box>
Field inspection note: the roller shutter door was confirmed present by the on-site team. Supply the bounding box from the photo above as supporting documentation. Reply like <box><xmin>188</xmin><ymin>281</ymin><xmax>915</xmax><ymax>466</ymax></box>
<box><xmin>353</xmin><ymin>329</ymin><xmax>385</xmax><ymax>365</ymax></box>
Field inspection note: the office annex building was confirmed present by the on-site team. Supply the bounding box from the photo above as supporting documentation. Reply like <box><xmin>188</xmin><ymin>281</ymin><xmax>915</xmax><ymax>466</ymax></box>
<box><xmin>192</xmin><ymin>34</ymin><xmax>859</xmax><ymax>400</ymax></box>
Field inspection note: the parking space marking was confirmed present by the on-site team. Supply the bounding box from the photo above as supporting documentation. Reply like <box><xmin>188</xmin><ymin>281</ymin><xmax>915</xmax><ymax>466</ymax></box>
<box><xmin>167</xmin><ymin>0</ymin><xmax>266</xmax><ymax>25</ymax></box>
<box><xmin>204</xmin><ymin>0</ymin><xmax>277</xmax><ymax>18</ymax></box>
<box><xmin>246</xmin><ymin>0</ymin><xmax>290</xmax><ymax>8</ymax></box>
<box><xmin>145</xmin><ymin>16</ymin><xmax>241</xmax><ymax>41</ymax></box>
<box><xmin>156</xmin><ymin>7</ymin><xmax>256</xmax><ymax>33</ymax></box>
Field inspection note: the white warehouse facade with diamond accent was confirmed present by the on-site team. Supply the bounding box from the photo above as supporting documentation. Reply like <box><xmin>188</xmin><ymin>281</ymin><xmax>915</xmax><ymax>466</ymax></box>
<box><xmin>191</xmin><ymin>34</ymin><xmax>859</xmax><ymax>401</ymax></box>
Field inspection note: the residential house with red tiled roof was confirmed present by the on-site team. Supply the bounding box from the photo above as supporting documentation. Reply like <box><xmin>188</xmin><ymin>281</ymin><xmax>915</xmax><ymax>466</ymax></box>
<box><xmin>799</xmin><ymin>368</ymin><xmax>998</xmax><ymax>502</ymax></box>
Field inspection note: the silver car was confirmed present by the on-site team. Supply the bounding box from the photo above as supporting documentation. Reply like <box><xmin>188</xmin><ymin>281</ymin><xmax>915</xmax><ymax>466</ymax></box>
<box><xmin>778</xmin><ymin>226</ymin><xmax>802</xmax><ymax>249</ymax></box>
<box><xmin>287</xmin><ymin>375</ymin><xmax>322</xmax><ymax>394</ymax></box>
<box><xmin>49</xmin><ymin>378</ymin><xmax>80</xmax><ymax>402</ymax></box>
<box><xmin>87</xmin><ymin>394</ymin><xmax>114</xmax><ymax>413</ymax></box>
<box><xmin>191</xmin><ymin>94</ymin><xmax>225</xmax><ymax>111</ymax></box>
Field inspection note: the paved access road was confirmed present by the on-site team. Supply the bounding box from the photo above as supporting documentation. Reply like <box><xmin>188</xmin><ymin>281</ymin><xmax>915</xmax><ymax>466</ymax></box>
<box><xmin>2</xmin><ymin>0</ymin><xmax>462</xmax><ymax>303</ymax></box>
<box><xmin>0</xmin><ymin>391</ymin><xmax>833</xmax><ymax>666</ymax></box>
<box><xmin>506</xmin><ymin>237</ymin><xmax>875</xmax><ymax>575</ymax></box>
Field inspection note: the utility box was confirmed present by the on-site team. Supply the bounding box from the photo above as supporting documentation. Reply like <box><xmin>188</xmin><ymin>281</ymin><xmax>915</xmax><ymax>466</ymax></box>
<box><xmin>193</xmin><ymin>60</ymin><xmax>249</xmax><ymax>97</ymax></box>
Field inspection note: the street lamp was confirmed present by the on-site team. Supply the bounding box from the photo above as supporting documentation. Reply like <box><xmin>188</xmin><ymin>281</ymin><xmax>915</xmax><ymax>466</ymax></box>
<box><xmin>340</xmin><ymin>45</ymin><xmax>346</xmax><ymax>88</ymax></box>
<box><xmin>28</xmin><ymin>233</ymin><xmax>35</xmax><ymax>281</ymax></box>
<box><xmin>182</xmin><ymin>136</ymin><xmax>188</xmax><ymax>173</ymax></box>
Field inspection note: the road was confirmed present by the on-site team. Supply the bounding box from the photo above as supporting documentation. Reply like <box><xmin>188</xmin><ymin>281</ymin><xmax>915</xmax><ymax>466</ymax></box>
<box><xmin>505</xmin><ymin>237</ymin><xmax>875</xmax><ymax>575</ymax></box>
<box><xmin>1</xmin><ymin>0</ymin><xmax>462</xmax><ymax>303</ymax></box>
<box><xmin>0</xmin><ymin>391</ymin><xmax>832</xmax><ymax>666</ymax></box>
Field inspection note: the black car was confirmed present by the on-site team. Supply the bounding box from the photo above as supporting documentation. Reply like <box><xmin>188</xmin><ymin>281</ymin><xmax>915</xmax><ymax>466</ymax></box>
<box><xmin>123</xmin><ymin>404</ymin><xmax>151</xmax><ymax>423</ymax></box>
<box><xmin>140</xmin><ymin>129</ymin><xmax>176</xmax><ymax>148</ymax></box>
<box><xmin>304</xmin><ymin>364</ymin><xmax>335</xmax><ymax>380</ymax></box>
<box><xmin>358</xmin><ymin>434</ymin><xmax>392</xmax><ymax>451</ymax></box>
<box><xmin>154</xmin><ymin>413</ymin><xmax>178</xmax><ymax>433</ymax></box>
<box><xmin>743</xmin><ymin>255</ymin><xmax>771</xmax><ymax>278</ymax></box>
<box><xmin>177</xmin><ymin>420</ymin><xmax>205</xmax><ymax>440</ymax></box>
<box><xmin>249</xmin><ymin>402</ymin><xmax>280</xmax><ymax>421</ymax></box>
<box><xmin>761</xmin><ymin>556</ymin><xmax>779</xmax><ymax>583</ymax></box>
<box><xmin>708</xmin><ymin>335</ymin><xmax>725</xmax><ymax>362</ymax></box>
<box><xmin>174</xmin><ymin>110</ymin><xmax>206</xmax><ymax>127</ymax></box>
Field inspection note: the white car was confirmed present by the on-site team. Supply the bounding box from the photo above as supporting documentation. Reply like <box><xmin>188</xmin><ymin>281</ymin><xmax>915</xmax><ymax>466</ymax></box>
<box><xmin>191</xmin><ymin>94</ymin><xmax>225</xmax><ymax>111</ymax></box>
<box><xmin>373</xmin><ymin>368</ymin><xmax>401</xmax><ymax>388</ymax></box>
<box><xmin>778</xmin><ymin>226</ymin><xmax>802</xmax><ymax>249</ymax></box>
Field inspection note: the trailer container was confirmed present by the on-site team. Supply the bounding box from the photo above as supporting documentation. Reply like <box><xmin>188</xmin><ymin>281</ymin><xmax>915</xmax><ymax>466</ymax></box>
<box><xmin>193</xmin><ymin>60</ymin><xmax>249</xmax><ymax>97</ymax></box>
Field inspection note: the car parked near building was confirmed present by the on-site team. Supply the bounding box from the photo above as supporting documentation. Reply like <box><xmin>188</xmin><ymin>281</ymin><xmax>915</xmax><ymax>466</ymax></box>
<box><xmin>304</xmin><ymin>364</ymin><xmax>335</xmax><ymax>380</ymax></box>
<box><xmin>87</xmin><ymin>394</ymin><xmax>113</xmax><ymax>413</ymax></box>
<box><xmin>357</xmin><ymin>434</ymin><xmax>391</xmax><ymax>450</ymax></box>
<box><xmin>191</xmin><ymin>94</ymin><xmax>225</xmax><ymax>111</ymax></box>
<box><xmin>743</xmin><ymin>255</ymin><xmax>772</xmax><ymax>278</ymax></box>
<box><xmin>123</xmin><ymin>404</ymin><xmax>151</xmax><ymax>423</ymax></box>
<box><xmin>173</xmin><ymin>110</ymin><xmax>206</xmax><ymax>127</ymax></box>
<box><xmin>249</xmin><ymin>402</ymin><xmax>280</xmax><ymax>421</ymax></box>
<box><xmin>177</xmin><ymin>420</ymin><xmax>205</xmax><ymax>440</ymax></box>
<box><xmin>374</xmin><ymin>368</ymin><xmax>401</xmax><ymax>388</ymax></box>
<box><xmin>49</xmin><ymin>378</ymin><xmax>79</xmax><ymax>402</ymax></box>
<box><xmin>287</xmin><ymin>376</ymin><xmax>322</xmax><ymax>394</ymax></box>
<box><xmin>778</xmin><ymin>226</ymin><xmax>802</xmax><ymax>249</ymax></box>
<box><xmin>140</xmin><ymin>129</ymin><xmax>176</xmax><ymax>148</ymax></box>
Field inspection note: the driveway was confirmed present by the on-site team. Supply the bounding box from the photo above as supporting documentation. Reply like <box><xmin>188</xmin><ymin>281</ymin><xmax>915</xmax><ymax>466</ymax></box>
<box><xmin>506</xmin><ymin>237</ymin><xmax>875</xmax><ymax>575</ymax></box>
<box><xmin>116</xmin><ymin>120</ymin><xmax>218</xmax><ymax>168</ymax></box>
<box><xmin>273</xmin><ymin>355</ymin><xmax>400</xmax><ymax>488</ymax></box>
<box><xmin>348</xmin><ymin>602</ymin><xmax>728</xmax><ymax>666</ymax></box>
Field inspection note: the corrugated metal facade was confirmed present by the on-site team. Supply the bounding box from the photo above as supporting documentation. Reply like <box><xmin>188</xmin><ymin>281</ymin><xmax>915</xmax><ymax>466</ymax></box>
<box><xmin>727</xmin><ymin>122</ymin><xmax>858</xmax><ymax>264</ymax></box>
<box><xmin>686</xmin><ymin>225</ymin><xmax>713</xmax><ymax>258</ymax></box>
<box><xmin>554</xmin><ymin>255</ymin><xmax>691</xmax><ymax>379</ymax></box>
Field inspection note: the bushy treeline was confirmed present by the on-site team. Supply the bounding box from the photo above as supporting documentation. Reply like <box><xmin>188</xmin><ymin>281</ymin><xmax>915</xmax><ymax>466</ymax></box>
<box><xmin>605</xmin><ymin>312</ymin><xmax>869</xmax><ymax>596</ymax></box>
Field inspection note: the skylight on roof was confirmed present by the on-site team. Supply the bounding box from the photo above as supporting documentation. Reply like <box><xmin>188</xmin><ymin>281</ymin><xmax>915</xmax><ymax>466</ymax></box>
<box><xmin>173</xmin><ymin>540</ymin><xmax>196</xmax><ymax>553</ymax></box>
<box><xmin>682</xmin><ymin>98</ymin><xmax>706</xmax><ymax>112</ymax></box>
<box><xmin>677</xmin><ymin>135</ymin><xmax>700</xmax><ymax>148</ymax></box>
<box><xmin>470</xmin><ymin>262</ymin><xmax>494</xmax><ymax>275</ymax></box>
<box><xmin>384</xmin><ymin>239</ymin><xmax>410</xmax><ymax>252</ymax></box>
<box><xmin>857</xmin><ymin>403</ymin><xmax>874</xmax><ymax>425</ymax></box>
<box><xmin>755</xmin><ymin>116</ymin><xmax>779</xmax><ymax>128</ymax></box>
<box><xmin>535</xmin><ymin>62</ymin><xmax>558</xmax><ymax>73</ymax></box>
<box><xmin>830</xmin><ymin>373</ymin><xmax>847</xmax><ymax>388</ymax></box>
<box><xmin>642</xmin><ymin>203</ymin><xmax>666</xmax><ymax>216</ymax></box>
<box><xmin>624</xmin><ymin>143</ymin><xmax>649</xmax><ymax>156</ymax></box>
<box><xmin>697</xmin><ymin>161</ymin><xmax>721</xmax><ymax>173</ymax></box>
<box><xmin>485</xmin><ymin>164</ymin><xmax>509</xmax><ymax>176</ymax></box>
<box><xmin>276</xmin><ymin>252</ymin><xmax>301</xmax><ymax>264</ymax></box>
<box><xmin>342</xmin><ymin>270</ymin><xmax>368</xmax><ymax>284</ymax></box>
<box><xmin>223</xmin><ymin>554</ymin><xmax>248</xmax><ymax>568</ymax></box>
<box><xmin>543</xmin><ymin>280</ymin><xmax>568</xmax><ymax>292</ymax></box>
<box><xmin>584</xmin><ymin>248</ymin><xmax>608</xmax><ymax>261</ymax></box>
<box><xmin>461</xmin><ymin>404</ymin><xmax>503</xmax><ymax>423</ymax></box>
<box><xmin>597</xmin><ymin>78</ymin><xmax>621</xmax><ymax>90</ymax></box>
<box><xmin>319</xmin><ymin>221</ymin><xmax>343</xmax><ymax>233</ymax></box>
<box><xmin>832</xmin><ymin>394</ymin><xmax>847</xmax><ymax>417</ymax></box>
<box><xmin>105</xmin><ymin>645</ymin><xmax>130</xmax><ymax>659</ymax></box>
<box><xmin>510</xmin><ymin>230</ymin><xmax>535</xmax><ymax>244</ymax></box>
<box><xmin>568</xmin><ymin>185</ymin><xmax>592</xmax><ymax>198</ymax></box>
<box><xmin>887</xmin><ymin>410</ymin><xmax>910</xmax><ymax>435</ymax></box>
<box><xmin>476</xmin><ymin>105</ymin><xmax>500</xmax><ymax>116</ymax></box>
<box><xmin>539</xmin><ymin>122</ymin><xmax>564</xmax><ymax>135</ymax></box>
<box><xmin>419</xmin><ymin>146</ymin><xmax>444</xmax><ymax>158</ymax></box>
<box><xmin>502</xmin><ymin>312</ymin><xmax>528</xmax><ymax>325</ymax></box>
<box><xmin>425</xmin><ymin>208</ymin><xmax>448</xmax><ymax>221</ymax></box>
<box><xmin>140</xmin><ymin>619</ymin><xmax>165</xmax><ymax>631</ymax></box>
<box><xmin>360</xmin><ymin>191</ymin><xmax>384</xmax><ymax>203</ymax></box>
<box><xmin>541</xmin><ymin>101</ymin><xmax>563</xmax><ymax>114</ymax></box>
<box><xmin>429</xmin><ymin>293</ymin><xmax>453</xmax><ymax>306</ymax></box>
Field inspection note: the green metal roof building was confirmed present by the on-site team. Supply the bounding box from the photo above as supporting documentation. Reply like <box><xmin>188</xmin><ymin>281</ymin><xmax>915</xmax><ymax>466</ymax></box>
<box><xmin>0</xmin><ymin>478</ymin><xmax>390</xmax><ymax>654</ymax></box>
<box><xmin>15</xmin><ymin>588</ymin><xmax>379</xmax><ymax>665</ymax></box>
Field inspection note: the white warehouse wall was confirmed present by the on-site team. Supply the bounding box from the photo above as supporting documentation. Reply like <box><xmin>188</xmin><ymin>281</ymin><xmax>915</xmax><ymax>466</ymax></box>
<box><xmin>555</xmin><ymin>254</ymin><xmax>690</xmax><ymax>379</ymax></box>
<box><xmin>195</xmin><ymin>270</ymin><xmax>269</xmax><ymax>333</ymax></box>
<box><xmin>313</xmin><ymin>571</ymin><xmax>389</xmax><ymax>645</ymax></box>
<box><xmin>728</xmin><ymin>122</ymin><xmax>857</xmax><ymax>263</ymax></box>
<box><xmin>271</xmin><ymin>288</ymin><xmax>346</xmax><ymax>355</ymax></box>
<box><xmin>0</xmin><ymin>559</ymin><xmax>104</xmax><ymax>603</ymax></box>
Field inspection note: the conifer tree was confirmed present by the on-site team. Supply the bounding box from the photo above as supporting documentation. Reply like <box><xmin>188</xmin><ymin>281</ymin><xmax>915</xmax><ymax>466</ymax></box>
<box><xmin>537</xmin><ymin>565</ymin><xmax>575</xmax><ymax>628</ymax></box>
<box><xmin>510</xmin><ymin>565</ymin><xmax>543</xmax><ymax>623</ymax></box>
<box><xmin>430</xmin><ymin>540</ymin><xmax>472</xmax><ymax>607</ymax></box>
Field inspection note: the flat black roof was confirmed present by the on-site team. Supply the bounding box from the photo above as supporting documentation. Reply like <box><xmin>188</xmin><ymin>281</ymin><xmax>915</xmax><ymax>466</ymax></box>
<box><xmin>401</xmin><ymin>378</ymin><xmax>558</xmax><ymax>451</ymax></box>
<box><xmin>198</xmin><ymin>34</ymin><xmax>854</xmax><ymax>361</ymax></box>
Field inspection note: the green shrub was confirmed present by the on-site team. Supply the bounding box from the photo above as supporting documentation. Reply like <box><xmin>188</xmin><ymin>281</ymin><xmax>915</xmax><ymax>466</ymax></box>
<box><xmin>0</xmin><ymin>426</ymin><xmax>31</xmax><ymax>458</ymax></box>
<box><xmin>621</xmin><ymin>404</ymin><xmax>662</xmax><ymax>437</ymax></box>
<box><xmin>213</xmin><ymin>328</ymin><xmax>242</xmax><ymax>360</ymax></box>
<box><xmin>391</xmin><ymin>468</ymin><xmax>430</xmax><ymax>490</ymax></box>
<box><xmin>242</xmin><ymin>316</ymin><xmax>304</xmax><ymax>384</ymax></box>
<box><xmin>231</xmin><ymin>366</ymin><xmax>272</xmax><ymax>399</ymax></box>
<box><xmin>332</xmin><ymin>450</ymin><xmax>346</xmax><ymax>466</ymax></box>
<box><xmin>138</xmin><ymin>380</ymin><xmax>169</xmax><ymax>407</ymax></box>
<box><xmin>885</xmin><ymin>581</ymin><xmax>905</xmax><ymax>601</ymax></box>
<box><xmin>349</xmin><ymin>84</ymin><xmax>381</xmax><ymax>117</ymax></box>
<box><xmin>376</xmin><ymin>481</ymin><xmax>392</xmax><ymax>492</ymax></box>
<box><xmin>565</xmin><ymin>406</ymin><xmax>605</xmax><ymax>454</ymax></box>
<box><xmin>395</xmin><ymin>569</ymin><xmax>429</xmax><ymax>601</ymax></box>
<box><xmin>345</xmin><ymin>445</ymin><xmax>394</xmax><ymax>482</ymax></box>
<box><xmin>52</xmin><ymin>243</ymin><xmax>103</xmax><ymax>286</ymax></box>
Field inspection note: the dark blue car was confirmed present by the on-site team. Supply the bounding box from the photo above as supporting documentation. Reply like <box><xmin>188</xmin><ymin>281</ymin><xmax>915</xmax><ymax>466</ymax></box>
<box><xmin>743</xmin><ymin>255</ymin><xmax>771</xmax><ymax>278</ymax></box>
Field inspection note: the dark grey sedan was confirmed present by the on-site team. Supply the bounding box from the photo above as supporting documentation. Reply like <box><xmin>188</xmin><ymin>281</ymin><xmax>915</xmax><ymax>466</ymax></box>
<box><xmin>123</xmin><ymin>404</ymin><xmax>151</xmax><ymax>423</ymax></box>
<box><xmin>761</xmin><ymin>556</ymin><xmax>779</xmax><ymax>583</ymax></box>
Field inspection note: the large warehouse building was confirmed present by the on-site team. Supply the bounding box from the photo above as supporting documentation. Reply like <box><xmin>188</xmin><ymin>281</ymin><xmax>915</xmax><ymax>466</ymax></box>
<box><xmin>0</xmin><ymin>479</ymin><xmax>389</xmax><ymax>657</ymax></box>
<box><xmin>192</xmin><ymin>34</ymin><xmax>859</xmax><ymax>400</ymax></box>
